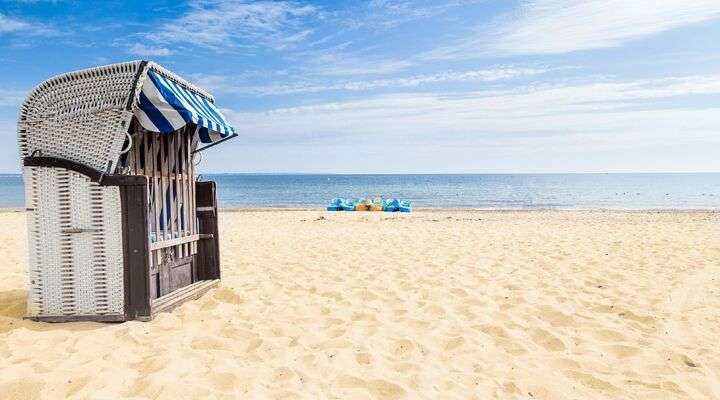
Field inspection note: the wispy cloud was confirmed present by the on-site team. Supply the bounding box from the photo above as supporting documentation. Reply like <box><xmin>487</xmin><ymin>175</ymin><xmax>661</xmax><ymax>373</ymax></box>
<box><xmin>0</xmin><ymin>89</ymin><xmax>26</xmax><ymax>107</ymax></box>
<box><xmin>152</xmin><ymin>0</ymin><xmax>316</xmax><ymax>50</ymax></box>
<box><xmin>282</xmin><ymin>39</ymin><xmax>416</xmax><ymax>77</ymax></box>
<box><xmin>492</xmin><ymin>0</ymin><xmax>720</xmax><ymax>54</ymax></box>
<box><xmin>223</xmin><ymin>74</ymin><xmax>720</xmax><ymax>147</ymax></box>
<box><xmin>304</xmin><ymin>53</ymin><xmax>413</xmax><ymax>77</ymax></box>
<box><xmin>424</xmin><ymin>0</ymin><xmax>720</xmax><ymax>59</ymax></box>
<box><xmin>0</xmin><ymin>13</ymin><xmax>57</xmax><ymax>35</ymax></box>
<box><xmin>347</xmin><ymin>0</ymin><xmax>482</xmax><ymax>29</ymax></box>
<box><xmin>128</xmin><ymin>43</ymin><xmax>174</xmax><ymax>56</ymax></box>
<box><xmin>0</xmin><ymin>14</ymin><xmax>29</xmax><ymax>33</ymax></box>
<box><xmin>202</xmin><ymin>67</ymin><xmax>549</xmax><ymax>95</ymax></box>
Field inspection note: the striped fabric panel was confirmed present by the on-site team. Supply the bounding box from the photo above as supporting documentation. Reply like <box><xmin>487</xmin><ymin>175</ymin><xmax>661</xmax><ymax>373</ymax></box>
<box><xmin>135</xmin><ymin>69</ymin><xmax>235</xmax><ymax>143</ymax></box>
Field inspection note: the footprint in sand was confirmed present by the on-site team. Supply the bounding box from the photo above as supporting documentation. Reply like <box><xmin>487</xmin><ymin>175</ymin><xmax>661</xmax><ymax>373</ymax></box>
<box><xmin>64</xmin><ymin>376</ymin><xmax>92</xmax><ymax>398</ymax></box>
<box><xmin>327</xmin><ymin>328</ymin><xmax>346</xmax><ymax>338</ymax></box>
<box><xmin>443</xmin><ymin>336</ymin><xmax>465</xmax><ymax>351</ymax></box>
<box><xmin>529</xmin><ymin>328</ymin><xmax>565</xmax><ymax>352</ymax></box>
<box><xmin>591</xmin><ymin>329</ymin><xmax>626</xmax><ymax>342</ymax></box>
<box><xmin>474</xmin><ymin>324</ymin><xmax>510</xmax><ymax>339</ymax></box>
<box><xmin>535</xmin><ymin>305</ymin><xmax>574</xmax><ymax>327</ymax></box>
<box><xmin>334</xmin><ymin>375</ymin><xmax>406</xmax><ymax>400</ymax></box>
<box><xmin>424</xmin><ymin>304</ymin><xmax>446</xmax><ymax>318</ymax></box>
<box><xmin>356</xmin><ymin>352</ymin><xmax>373</xmax><ymax>365</ymax></box>
<box><xmin>358</xmin><ymin>289</ymin><xmax>379</xmax><ymax>302</ymax></box>
<box><xmin>272</xmin><ymin>367</ymin><xmax>295</xmax><ymax>383</ymax></box>
<box><xmin>564</xmin><ymin>370</ymin><xmax>619</xmax><ymax>394</ymax></box>
<box><xmin>0</xmin><ymin>378</ymin><xmax>43</xmax><ymax>400</ymax></box>
<box><xmin>213</xmin><ymin>287</ymin><xmax>243</xmax><ymax>304</ymax></box>
<box><xmin>132</xmin><ymin>355</ymin><xmax>167</xmax><ymax>376</ymax></box>
<box><xmin>208</xmin><ymin>371</ymin><xmax>239</xmax><ymax>392</ymax></box>
<box><xmin>200</xmin><ymin>298</ymin><xmax>220</xmax><ymax>311</ymax></box>
<box><xmin>474</xmin><ymin>324</ymin><xmax>528</xmax><ymax>355</ymax></box>
<box><xmin>191</xmin><ymin>336</ymin><xmax>230</xmax><ymax>351</ymax></box>
<box><xmin>391</xmin><ymin>339</ymin><xmax>415</xmax><ymax>358</ymax></box>
<box><xmin>603</xmin><ymin>344</ymin><xmax>642</xmax><ymax>359</ymax></box>
<box><xmin>366</xmin><ymin>379</ymin><xmax>407</xmax><ymax>400</ymax></box>
<box><xmin>618</xmin><ymin>310</ymin><xmax>656</xmax><ymax>326</ymax></box>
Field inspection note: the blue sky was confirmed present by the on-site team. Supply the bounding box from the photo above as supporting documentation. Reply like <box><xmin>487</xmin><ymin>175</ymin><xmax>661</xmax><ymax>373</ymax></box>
<box><xmin>1</xmin><ymin>0</ymin><xmax>719</xmax><ymax>173</ymax></box>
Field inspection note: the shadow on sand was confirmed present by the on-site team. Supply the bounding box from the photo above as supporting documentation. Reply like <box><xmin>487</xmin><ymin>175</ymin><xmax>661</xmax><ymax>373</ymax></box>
<box><xmin>0</xmin><ymin>289</ymin><xmax>107</xmax><ymax>333</ymax></box>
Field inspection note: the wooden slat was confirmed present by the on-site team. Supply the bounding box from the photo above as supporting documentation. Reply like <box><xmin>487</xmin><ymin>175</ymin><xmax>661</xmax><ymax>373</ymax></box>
<box><xmin>120</xmin><ymin>177</ymin><xmax>151</xmax><ymax>320</ymax></box>
<box><xmin>173</xmin><ymin>130</ymin><xmax>183</xmax><ymax>257</ymax></box>
<box><xmin>150</xmin><ymin>234</ymin><xmax>200</xmax><ymax>251</ymax></box>
<box><xmin>159</xmin><ymin>134</ymin><xmax>168</xmax><ymax>241</ymax></box>
<box><xmin>180</xmin><ymin>128</ymin><xmax>189</xmax><ymax>258</ymax></box>
<box><xmin>28</xmin><ymin>314</ymin><xmax>126</xmax><ymax>323</ymax></box>
<box><xmin>150</xmin><ymin>134</ymin><xmax>161</xmax><ymax>251</ymax></box>
<box><xmin>118</xmin><ymin>121</ymin><xmax>218</xmax><ymax>311</ymax></box>
<box><xmin>142</xmin><ymin>131</ymin><xmax>155</xmax><ymax>270</ymax></box>
<box><xmin>168</xmin><ymin>132</ymin><xmax>177</xmax><ymax>242</ymax></box>
<box><xmin>196</xmin><ymin>181</ymin><xmax>220</xmax><ymax>280</ymax></box>
<box><xmin>140</xmin><ymin>279</ymin><xmax>220</xmax><ymax>321</ymax></box>
<box><xmin>133</xmin><ymin>132</ymin><xmax>142</xmax><ymax>174</ymax></box>
<box><xmin>190</xmin><ymin>133</ymin><xmax>198</xmax><ymax>254</ymax></box>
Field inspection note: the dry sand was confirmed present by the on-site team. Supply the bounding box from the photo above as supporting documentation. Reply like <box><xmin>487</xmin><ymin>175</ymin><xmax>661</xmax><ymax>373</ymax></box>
<box><xmin>1</xmin><ymin>210</ymin><xmax>719</xmax><ymax>399</ymax></box>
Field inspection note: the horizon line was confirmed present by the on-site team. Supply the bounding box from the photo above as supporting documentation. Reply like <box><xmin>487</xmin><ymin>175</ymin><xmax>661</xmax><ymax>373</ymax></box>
<box><xmin>3</xmin><ymin>171</ymin><xmax>720</xmax><ymax>176</ymax></box>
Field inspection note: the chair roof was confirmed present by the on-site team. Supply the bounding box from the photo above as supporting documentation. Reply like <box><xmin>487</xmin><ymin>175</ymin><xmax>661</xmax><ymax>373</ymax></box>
<box><xmin>17</xmin><ymin>60</ymin><xmax>236</xmax><ymax>172</ymax></box>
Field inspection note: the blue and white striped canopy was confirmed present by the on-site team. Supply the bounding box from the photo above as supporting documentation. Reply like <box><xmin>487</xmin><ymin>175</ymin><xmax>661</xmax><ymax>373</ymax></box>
<box><xmin>135</xmin><ymin>69</ymin><xmax>235</xmax><ymax>144</ymax></box>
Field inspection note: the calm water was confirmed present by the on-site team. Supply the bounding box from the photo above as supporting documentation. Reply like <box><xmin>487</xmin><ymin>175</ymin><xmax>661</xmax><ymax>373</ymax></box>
<box><xmin>3</xmin><ymin>173</ymin><xmax>718</xmax><ymax>209</ymax></box>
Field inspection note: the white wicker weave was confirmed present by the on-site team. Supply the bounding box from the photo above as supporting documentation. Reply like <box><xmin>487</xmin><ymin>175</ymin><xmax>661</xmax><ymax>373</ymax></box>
<box><xmin>23</xmin><ymin>166</ymin><xmax>124</xmax><ymax>317</ymax></box>
<box><xmin>18</xmin><ymin>61</ymin><xmax>142</xmax><ymax>172</ymax></box>
<box><xmin>18</xmin><ymin>60</ymin><xmax>216</xmax><ymax>321</ymax></box>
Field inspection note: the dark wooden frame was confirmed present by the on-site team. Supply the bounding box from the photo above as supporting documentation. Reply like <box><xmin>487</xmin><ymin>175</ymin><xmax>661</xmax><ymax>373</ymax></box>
<box><xmin>119</xmin><ymin>176</ymin><xmax>151</xmax><ymax>320</ymax></box>
<box><xmin>23</xmin><ymin>155</ymin><xmax>221</xmax><ymax>322</ymax></box>
<box><xmin>195</xmin><ymin>181</ymin><xmax>221</xmax><ymax>281</ymax></box>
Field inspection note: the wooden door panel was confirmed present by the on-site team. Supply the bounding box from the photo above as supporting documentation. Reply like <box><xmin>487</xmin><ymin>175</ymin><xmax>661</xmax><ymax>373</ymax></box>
<box><xmin>169</xmin><ymin>259</ymin><xmax>193</xmax><ymax>292</ymax></box>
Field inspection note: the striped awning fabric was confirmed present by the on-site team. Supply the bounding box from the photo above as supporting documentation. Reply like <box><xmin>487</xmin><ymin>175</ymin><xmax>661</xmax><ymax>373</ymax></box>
<box><xmin>135</xmin><ymin>69</ymin><xmax>235</xmax><ymax>144</ymax></box>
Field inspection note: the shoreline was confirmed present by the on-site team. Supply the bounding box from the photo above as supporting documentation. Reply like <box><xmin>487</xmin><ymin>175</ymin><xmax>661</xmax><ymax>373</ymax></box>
<box><xmin>1</xmin><ymin>207</ymin><xmax>718</xmax><ymax>213</ymax></box>
<box><xmin>217</xmin><ymin>207</ymin><xmax>720</xmax><ymax>213</ymax></box>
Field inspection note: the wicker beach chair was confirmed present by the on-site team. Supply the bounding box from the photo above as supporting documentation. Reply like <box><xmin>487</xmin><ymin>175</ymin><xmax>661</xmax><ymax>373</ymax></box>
<box><xmin>17</xmin><ymin>60</ymin><xmax>237</xmax><ymax>322</ymax></box>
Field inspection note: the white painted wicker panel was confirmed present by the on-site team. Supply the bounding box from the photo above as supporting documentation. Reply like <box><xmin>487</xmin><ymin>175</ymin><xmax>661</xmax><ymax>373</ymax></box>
<box><xmin>17</xmin><ymin>61</ymin><xmax>142</xmax><ymax>172</ymax></box>
<box><xmin>23</xmin><ymin>167</ymin><xmax>124</xmax><ymax>318</ymax></box>
<box><xmin>18</xmin><ymin>110</ymin><xmax>132</xmax><ymax>172</ymax></box>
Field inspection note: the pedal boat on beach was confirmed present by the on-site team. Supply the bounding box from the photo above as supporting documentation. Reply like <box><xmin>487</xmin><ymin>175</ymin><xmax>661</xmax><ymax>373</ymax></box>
<box><xmin>326</xmin><ymin>198</ymin><xmax>412</xmax><ymax>212</ymax></box>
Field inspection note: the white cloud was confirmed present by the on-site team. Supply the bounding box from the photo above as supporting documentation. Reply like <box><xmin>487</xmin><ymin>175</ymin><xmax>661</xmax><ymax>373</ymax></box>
<box><xmin>0</xmin><ymin>13</ymin><xmax>56</xmax><ymax>35</ymax></box>
<box><xmin>492</xmin><ymin>0</ymin><xmax>720</xmax><ymax>55</ymax></box>
<box><xmin>206</xmin><ymin>67</ymin><xmax>548</xmax><ymax>95</ymax></box>
<box><xmin>223</xmin><ymin>74</ymin><xmax>720</xmax><ymax>150</ymax></box>
<box><xmin>348</xmin><ymin>0</ymin><xmax>481</xmax><ymax>29</ymax></box>
<box><xmin>128</xmin><ymin>43</ymin><xmax>174</xmax><ymax>56</ymax></box>
<box><xmin>307</xmin><ymin>55</ymin><xmax>413</xmax><ymax>77</ymax></box>
<box><xmin>0</xmin><ymin>14</ymin><xmax>29</xmax><ymax>33</ymax></box>
<box><xmin>153</xmin><ymin>0</ymin><xmax>316</xmax><ymax>50</ymax></box>
<box><xmin>422</xmin><ymin>0</ymin><xmax>720</xmax><ymax>59</ymax></box>
<box><xmin>0</xmin><ymin>89</ymin><xmax>26</xmax><ymax>107</ymax></box>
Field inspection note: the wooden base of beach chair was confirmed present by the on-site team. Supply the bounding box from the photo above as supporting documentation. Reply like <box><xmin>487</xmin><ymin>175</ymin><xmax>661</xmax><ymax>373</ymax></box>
<box><xmin>137</xmin><ymin>279</ymin><xmax>219</xmax><ymax>321</ymax></box>
<box><xmin>22</xmin><ymin>157</ymin><xmax>222</xmax><ymax>322</ymax></box>
<box><xmin>27</xmin><ymin>314</ymin><xmax>127</xmax><ymax>323</ymax></box>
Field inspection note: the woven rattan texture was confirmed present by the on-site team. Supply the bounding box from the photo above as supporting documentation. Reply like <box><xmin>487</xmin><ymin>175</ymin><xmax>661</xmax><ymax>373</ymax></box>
<box><xmin>17</xmin><ymin>61</ymin><xmax>142</xmax><ymax>172</ymax></box>
<box><xmin>18</xmin><ymin>60</ymin><xmax>217</xmax><ymax>173</ymax></box>
<box><xmin>24</xmin><ymin>167</ymin><xmax>124</xmax><ymax>317</ymax></box>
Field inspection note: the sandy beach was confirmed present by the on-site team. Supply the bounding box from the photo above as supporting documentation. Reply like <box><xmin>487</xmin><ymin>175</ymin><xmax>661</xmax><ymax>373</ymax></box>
<box><xmin>1</xmin><ymin>210</ymin><xmax>719</xmax><ymax>399</ymax></box>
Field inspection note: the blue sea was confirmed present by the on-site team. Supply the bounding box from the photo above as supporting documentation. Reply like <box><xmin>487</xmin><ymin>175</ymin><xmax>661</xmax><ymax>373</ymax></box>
<box><xmin>1</xmin><ymin>173</ymin><xmax>718</xmax><ymax>209</ymax></box>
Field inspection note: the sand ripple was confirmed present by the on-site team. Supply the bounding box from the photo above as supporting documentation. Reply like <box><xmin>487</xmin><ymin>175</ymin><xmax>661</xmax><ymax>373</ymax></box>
<box><xmin>0</xmin><ymin>210</ymin><xmax>719</xmax><ymax>399</ymax></box>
